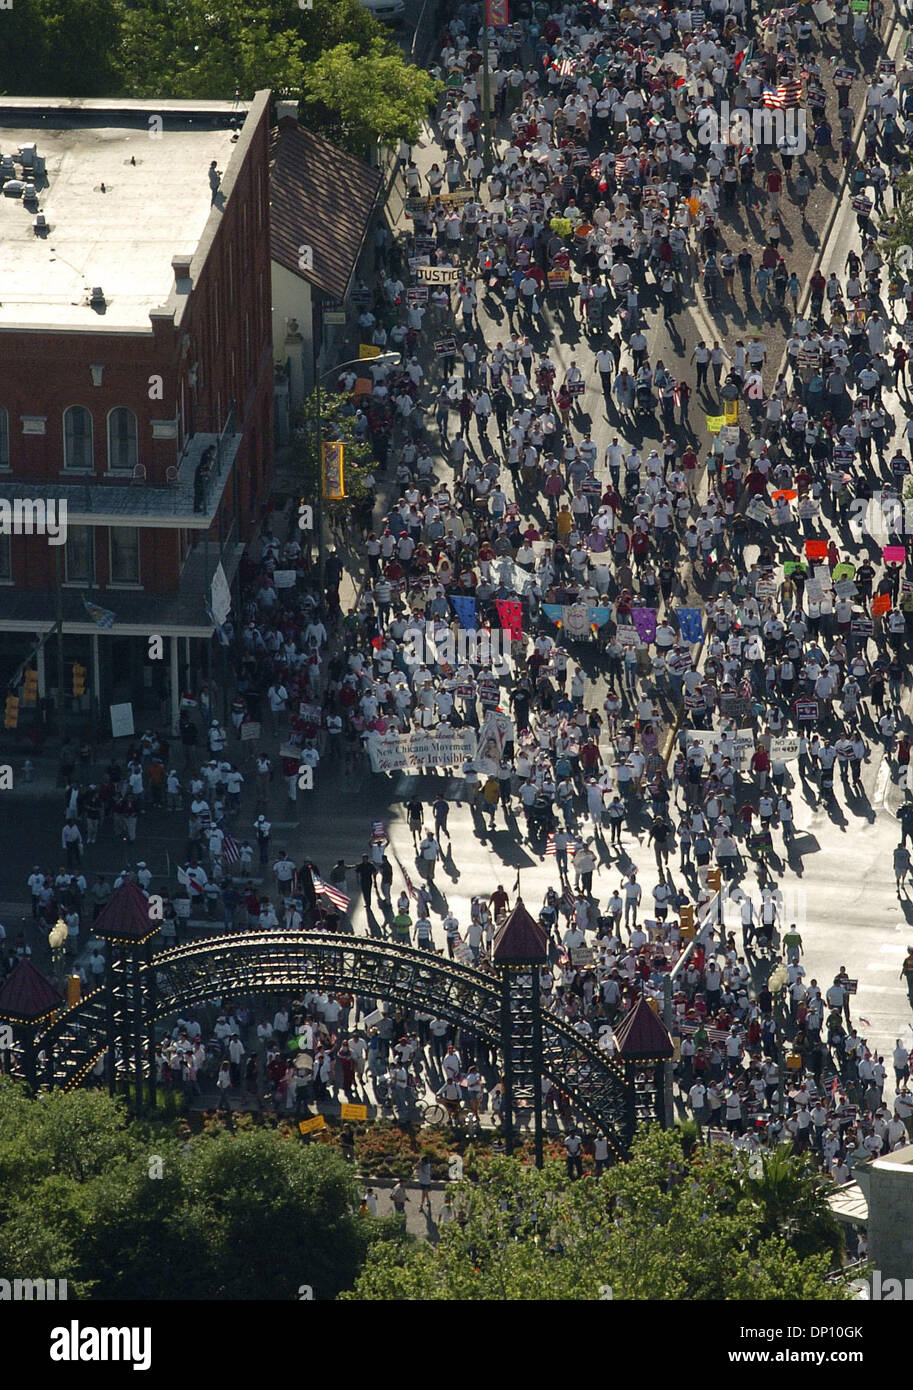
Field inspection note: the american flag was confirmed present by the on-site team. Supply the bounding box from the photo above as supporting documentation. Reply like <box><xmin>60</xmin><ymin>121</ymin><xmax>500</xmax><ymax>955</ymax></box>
<box><xmin>313</xmin><ymin>877</ymin><xmax>350</xmax><ymax>912</ymax></box>
<box><xmin>546</xmin><ymin>833</ymin><xmax>579</xmax><ymax>856</ymax></box>
<box><xmin>614</xmin><ymin>153</ymin><xmax>630</xmax><ymax>179</ymax></box>
<box><xmin>762</xmin><ymin>79</ymin><xmax>802</xmax><ymax>109</ymax></box>
<box><xmin>556</xmin><ymin>58</ymin><xmax>578</xmax><ymax>78</ymax></box>
<box><xmin>680</xmin><ymin>1021</ymin><xmax>732</xmax><ymax>1043</ymax></box>
<box><xmin>222</xmin><ymin>834</ymin><xmax>240</xmax><ymax>866</ymax></box>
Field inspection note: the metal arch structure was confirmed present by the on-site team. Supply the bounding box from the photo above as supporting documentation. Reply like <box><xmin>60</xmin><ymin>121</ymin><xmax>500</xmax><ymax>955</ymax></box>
<box><xmin>25</xmin><ymin>932</ymin><xmax>635</xmax><ymax>1156</ymax></box>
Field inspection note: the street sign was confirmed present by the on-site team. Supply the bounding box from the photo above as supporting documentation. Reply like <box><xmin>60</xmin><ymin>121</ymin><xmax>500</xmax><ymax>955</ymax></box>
<box><xmin>323</xmin><ymin>310</ymin><xmax>347</xmax><ymax>325</ymax></box>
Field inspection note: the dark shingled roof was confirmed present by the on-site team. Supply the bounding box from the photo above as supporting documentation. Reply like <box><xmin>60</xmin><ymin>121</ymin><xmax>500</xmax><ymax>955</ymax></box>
<box><xmin>94</xmin><ymin>880</ymin><xmax>159</xmax><ymax>943</ymax></box>
<box><xmin>0</xmin><ymin>958</ymin><xmax>62</xmax><ymax>1022</ymax></box>
<box><xmin>614</xmin><ymin>995</ymin><xmax>674</xmax><ymax>1060</ymax></box>
<box><xmin>270</xmin><ymin>123</ymin><xmax>382</xmax><ymax>301</ymax></box>
<box><xmin>493</xmin><ymin>901</ymin><xmax>548</xmax><ymax>964</ymax></box>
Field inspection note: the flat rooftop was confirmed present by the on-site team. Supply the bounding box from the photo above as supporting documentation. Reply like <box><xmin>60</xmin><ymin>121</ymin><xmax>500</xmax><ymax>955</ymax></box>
<box><xmin>0</xmin><ymin>100</ymin><xmax>250</xmax><ymax>333</ymax></box>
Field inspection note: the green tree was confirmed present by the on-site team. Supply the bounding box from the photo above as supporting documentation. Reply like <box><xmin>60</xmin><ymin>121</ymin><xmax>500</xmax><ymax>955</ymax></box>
<box><xmin>0</xmin><ymin>0</ymin><xmax>123</xmax><ymax>97</ymax></box>
<box><xmin>880</xmin><ymin>172</ymin><xmax>913</xmax><ymax>272</ymax></box>
<box><xmin>344</xmin><ymin>1130</ymin><xmax>849</xmax><ymax>1301</ymax></box>
<box><xmin>118</xmin><ymin>0</ymin><xmax>308</xmax><ymax>100</ymax></box>
<box><xmin>116</xmin><ymin>0</ymin><xmax>436</xmax><ymax>151</ymax></box>
<box><xmin>293</xmin><ymin>389</ymin><xmax>375</xmax><ymax>530</ymax></box>
<box><xmin>301</xmin><ymin>39</ymin><xmax>442</xmax><ymax>155</ymax></box>
<box><xmin>0</xmin><ymin>1079</ymin><xmax>370</xmax><ymax>1299</ymax></box>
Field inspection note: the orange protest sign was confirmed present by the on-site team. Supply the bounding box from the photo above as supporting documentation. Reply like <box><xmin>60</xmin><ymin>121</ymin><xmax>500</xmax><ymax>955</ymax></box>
<box><xmin>298</xmin><ymin>1115</ymin><xmax>326</xmax><ymax>1136</ymax></box>
<box><xmin>872</xmin><ymin>593</ymin><xmax>891</xmax><ymax>617</ymax></box>
<box><xmin>804</xmin><ymin>539</ymin><xmax>828</xmax><ymax>560</ymax></box>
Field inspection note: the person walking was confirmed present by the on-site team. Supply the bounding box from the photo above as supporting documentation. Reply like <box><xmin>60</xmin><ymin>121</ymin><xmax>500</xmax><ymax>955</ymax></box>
<box><xmin>416</xmin><ymin>1155</ymin><xmax>433</xmax><ymax>1211</ymax></box>
<box><xmin>901</xmin><ymin>945</ymin><xmax>913</xmax><ymax>1009</ymax></box>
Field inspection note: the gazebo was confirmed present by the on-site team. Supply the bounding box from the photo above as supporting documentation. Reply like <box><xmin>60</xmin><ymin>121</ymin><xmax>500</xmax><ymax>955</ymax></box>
<box><xmin>95</xmin><ymin>880</ymin><xmax>162</xmax><ymax>1114</ymax></box>
<box><xmin>493</xmin><ymin>902</ymin><xmax>548</xmax><ymax>1165</ymax></box>
<box><xmin>614</xmin><ymin>994</ymin><xmax>674</xmax><ymax>1133</ymax></box>
<box><xmin>0</xmin><ymin>958</ymin><xmax>63</xmax><ymax>1091</ymax></box>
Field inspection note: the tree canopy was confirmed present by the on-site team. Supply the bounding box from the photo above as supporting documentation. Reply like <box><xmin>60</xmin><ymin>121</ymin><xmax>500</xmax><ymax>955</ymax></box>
<box><xmin>344</xmin><ymin>1129</ymin><xmax>849</xmax><ymax>1301</ymax></box>
<box><xmin>301</xmin><ymin>39</ymin><xmax>441</xmax><ymax>154</ymax></box>
<box><xmin>0</xmin><ymin>1079</ymin><xmax>373</xmax><ymax>1299</ymax></box>
<box><xmin>0</xmin><ymin>0</ymin><xmax>437</xmax><ymax>155</ymax></box>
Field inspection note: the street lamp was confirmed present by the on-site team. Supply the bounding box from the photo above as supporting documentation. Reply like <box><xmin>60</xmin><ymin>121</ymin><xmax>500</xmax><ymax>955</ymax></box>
<box><xmin>767</xmin><ymin>962</ymin><xmax>790</xmax><ymax>1117</ymax></box>
<box><xmin>48</xmin><ymin>919</ymin><xmax>68</xmax><ymax>985</ymax></box>
<box><xmin>313</xmin><ymin>352</ymin><xmax>399</xmax><ymax>590</ymax></box>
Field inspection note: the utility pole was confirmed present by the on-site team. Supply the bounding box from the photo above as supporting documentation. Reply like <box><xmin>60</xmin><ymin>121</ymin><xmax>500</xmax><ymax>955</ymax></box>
<box><xmin>482</xmin><ymin>22</ymin><xmax>493</xmax><ymax>174</ymax></box>
<box><xmin>315</xmin><ymin>376</ymin><xmax>325</xmax><ymax>593</ymax></box>
<box><xmin>54</xmin><ymin>546</ymin><xmax>66</xmax><ymax>745</ymax></box>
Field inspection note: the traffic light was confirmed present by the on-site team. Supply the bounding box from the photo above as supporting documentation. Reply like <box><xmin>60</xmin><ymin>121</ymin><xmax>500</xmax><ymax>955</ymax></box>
<box><xmin>22</xmin><ymin>667</ymin><xmax>38</xmax><ymax>704</ymax></box>
<box><xmin>4</xmin><ymin>695</ymin><xmax>18</xmax><ymax>729</ymax></box>
<box><xmin>72</xmin><ymin>662</ymin><xmax>86</xmax><ymax>697</ymax></box>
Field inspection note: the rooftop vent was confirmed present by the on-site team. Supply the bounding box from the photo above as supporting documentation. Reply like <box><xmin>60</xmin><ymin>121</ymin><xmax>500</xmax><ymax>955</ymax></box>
<box><xmin>90</xmin><ymin>286</ymin><xmax>106</xmax><ymax>308</ymax></box>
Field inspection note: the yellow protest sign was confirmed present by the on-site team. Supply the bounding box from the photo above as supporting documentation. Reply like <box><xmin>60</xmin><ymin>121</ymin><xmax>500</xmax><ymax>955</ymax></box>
<box><xmin>340</xmin><ymin>1103</ymin><xmax>368</xmax><ymax>1121</ymax></box>
<box><xmin>723</xmin><ymin>399</ymin><xmax>739</xmax><ymax>423</ymax></box>
<box><xmin>298</xmin><ymin>1115</ymin><xmax>326</xmax><ymax>1136</ymax></box>
<box><xmin>705</xmin><ymin>415</ymin><xmax>725</xmax><ymax>434</ymax></box>
<box><xmin>358</xmin><ymin>344</ymin><xmax>380</xmax><ymax>358</ymax></box>
<box><xmin>321</xmin><ymin>441</ymin><xmax>345</xmax><ymax>500</ymax></box>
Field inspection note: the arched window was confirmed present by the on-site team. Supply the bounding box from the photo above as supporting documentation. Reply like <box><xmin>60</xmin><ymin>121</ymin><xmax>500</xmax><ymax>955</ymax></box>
<box><xmin>107</xmin><ymin>407</ymin><xmax>138</xmax><ymax>472</ymax></box>
<box><xmin>63</xmin><ymin>406</ymin><xmax>93</xmax><ymax>471</ymax></box>
<box><xmin>0</xmin><ymin>406</ymin><xmax>9</xmax><ymax>468</ymax></box>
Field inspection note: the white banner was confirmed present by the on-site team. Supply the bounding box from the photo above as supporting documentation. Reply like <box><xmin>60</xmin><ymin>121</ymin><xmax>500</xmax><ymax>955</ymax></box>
<box><xmin>272</xmin><ymin>569</ymin><xmax>298</xmax><ymax>589</ymax></box>
<box><xmin>367</xmin><ymin>727</ymin><xmax>477</xmax><ymax>773</ymax></box>
<box><xmin>415</xmin><ymin>263</ymin><xmax>460</xmax><ymax>285</ymax></box>
<box><xmin>771</xmin><ymin>736</ymin><xmax>800</xmax><ymax>762</ymax></box>
<box><xmin>731</xmin><ymin>728</ymin><xmax>756</xmax><ymax>770</ymax></box>
<box><xmin>210</xmin><ymin>561</ymin><xmax>232</xmax><ymax>625</ymax></box>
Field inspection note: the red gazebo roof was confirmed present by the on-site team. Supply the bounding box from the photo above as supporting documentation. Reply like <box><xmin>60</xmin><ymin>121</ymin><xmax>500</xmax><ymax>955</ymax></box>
<box><xmin>493</xmin><ymin>901</ymin><xmax>548</xmax><ymax>964</ymax></box>
<box><xmin>94</xmin><ymin>880</ymin><xmax>160</xmax><ymax>944</ymax></box>
<box><xmin>0</xmin><ymin>958</ymin><xmax>62</xmax><ymax>1023</ymax></box>
<box><xmin>614</xmin><ymin>995</ymin><xmax>674</xmax><ymax>1060</ymax></box>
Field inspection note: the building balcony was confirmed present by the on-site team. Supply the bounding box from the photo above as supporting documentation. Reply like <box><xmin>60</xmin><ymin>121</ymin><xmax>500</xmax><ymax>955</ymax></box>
<box><xmin>0</xmin><ymin>404</ymin><xmax>241</xmax><ymax>530</ymax></box>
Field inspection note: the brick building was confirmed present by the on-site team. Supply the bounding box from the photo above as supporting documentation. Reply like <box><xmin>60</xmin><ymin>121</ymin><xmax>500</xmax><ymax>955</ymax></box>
<box><xmin>0</xmin><ymin>93</ymin><xmax>274</xmax><ymax>737</ymax></box>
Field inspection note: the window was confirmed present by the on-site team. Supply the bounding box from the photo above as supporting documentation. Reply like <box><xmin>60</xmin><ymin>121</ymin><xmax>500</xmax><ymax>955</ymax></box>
<box><xmin>0</xmin><ymin>406</ymin><xmax>9</xmax><ymax>468</ymax></box>
<box><xmin>109</xmin><ymin>527</ymin><xmax>140</xmax><ymax>585</ymax></box>
<box><xmin>107</xmin><ymin>408</ymin><xmax>138</xmax><ymax>472</ymax></box>
<box><xmin>63</xmin><ymin>406</ymin><xmax>93</xmax><ymax>471</ymax></box>
<box><xmin>0</xmin><ymin>535</ymin><xmax>10</xmax><ymax>581</ymax></box>
<box><xmin>64</xmin><ymin>526</ymin><xmax>94</xmax><ymax>583</ymax></box>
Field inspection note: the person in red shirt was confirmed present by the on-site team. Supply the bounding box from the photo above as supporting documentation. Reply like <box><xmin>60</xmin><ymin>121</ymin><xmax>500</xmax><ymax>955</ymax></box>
<box><xmin>750</xmin><ymin>746</ymin><xmax>770</xmax><ymax>789</ymax></box>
